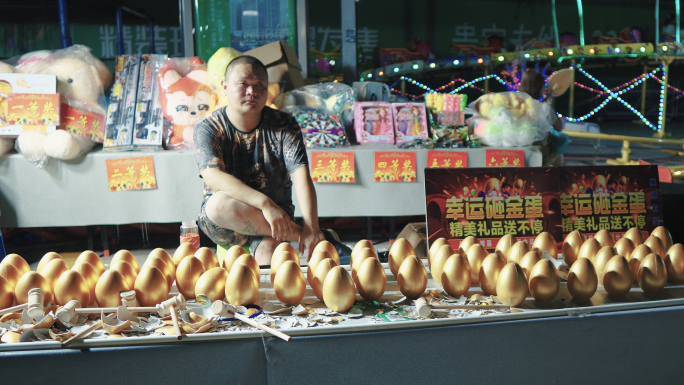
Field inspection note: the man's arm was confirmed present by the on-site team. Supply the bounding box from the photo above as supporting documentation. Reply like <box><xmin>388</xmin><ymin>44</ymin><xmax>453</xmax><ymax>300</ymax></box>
<box><xmin>201</xmin><ymin>168</ymin><xmax>294</xmax><ymax>240</ymax></box>
<box><xmin>290</xmin><ymin>166</ymin><xmax>324</xmax><ymax>260</ymax></box>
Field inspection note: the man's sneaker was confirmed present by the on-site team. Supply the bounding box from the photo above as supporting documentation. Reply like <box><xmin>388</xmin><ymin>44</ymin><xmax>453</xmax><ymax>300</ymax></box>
<box><xmin>322</xmin><ymin>229</ymin><xmax>352</xmax><ymax>265</ymax></box>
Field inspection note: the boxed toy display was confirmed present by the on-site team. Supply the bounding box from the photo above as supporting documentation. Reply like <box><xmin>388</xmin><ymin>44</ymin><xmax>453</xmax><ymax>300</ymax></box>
<box><xmin>133</xmin><ymin>54</ymin><xmax>167</xmax><ymax>150</ymax></box>
<box><xmin>0</xmin><ymin>73</ymin><xmax>59</xmax><ymax>136</ymax></box>
<box><xmin>104</xmin><ymin>55</ymin><xmax>140</xmax><ymax>151</ymax></box>
<box><xmin>392</xmin><ymin>102</ymin><xmax>428</xmax><ymax>143</ymax></box>
<box><xmin>353</xmin><ymin>101</ymin><xmax>394</xmax><ymax>144</ymax></box>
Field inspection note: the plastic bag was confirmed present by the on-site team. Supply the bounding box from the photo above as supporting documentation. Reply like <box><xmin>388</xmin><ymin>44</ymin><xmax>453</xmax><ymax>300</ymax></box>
<box><xmin>274</xmin><ymin>82</ymin><xmax>357</xmax><ymax>130</ymax></box>
<box><xmin>284</xmin><ymin>106</ymin><xmax>349</xmax><ymax>148</ymax></box>
<box><xmin>157</xmin><ymin>57</ymin><xmax>215</xmax><ymax>150</ymax></box>
<box><xmin>469</xmin><ymin>91</ymin><xmax>552</xmax><ymax>147</ymax></box>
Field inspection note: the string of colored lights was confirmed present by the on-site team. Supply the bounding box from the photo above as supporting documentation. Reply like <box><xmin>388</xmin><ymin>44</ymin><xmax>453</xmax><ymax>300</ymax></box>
<box><xmin>388</xmin><ymin>76</ymin><xmax>492</xmax><ymax>100</ymax></box>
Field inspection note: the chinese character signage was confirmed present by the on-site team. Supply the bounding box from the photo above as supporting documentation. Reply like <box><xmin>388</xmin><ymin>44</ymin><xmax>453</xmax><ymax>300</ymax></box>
<box><xmin>558</xmin><ymin>166</ymin><xmax>662</xmax><ymax>241</ymax></box>
<box><xmin>60</xmin><ymin>103</ymin><xmax>106</xmax><ymax>143</ymax></box>
<box><xmin>374</xmin><ymin>152</ymin><xmax>417</xmax><ymax>182</ymax></box>
<box><xmin>486</xmin><ymin>149</ymin><xmax>525</xmax><ymax>167</ymax></box>
<box><xmin>106</xmin><ymin>156</ymin><xmax>157</xmax><ymax>191</ymax></box>
<box><xmin>6</xmin><ymin>94</ymin><xmax>60</xmax><ymax>126</ymax></box>
<box><xmin>310</xmin><ymin>151</ymin><xmax>355</xmax><ymax>183</ymax></box>
<box><xmin>427</xmin><ymin>150</ymin><xmax>468</xmax><ymax>168</ymax></box>
<box><xmin>425</xmin><ymin>167</ymin><xmax>561</xmax><ymax>250</ymax></box>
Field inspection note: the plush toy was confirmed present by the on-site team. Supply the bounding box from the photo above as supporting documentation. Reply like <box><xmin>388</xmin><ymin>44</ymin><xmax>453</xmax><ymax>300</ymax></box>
<box><xmin>158</xmin><ymin>57</ymin><xmax>214</xmax><ymax>149</ymax></box>
<box><xmin>207</xmin><ymin>47</ymin><xmax>241</xmax><ymax>111</ymax></box>
<box><xmin>13</xmin><ymin>45</ymin><xmax>110</xmax><ymax>165</ymax></box>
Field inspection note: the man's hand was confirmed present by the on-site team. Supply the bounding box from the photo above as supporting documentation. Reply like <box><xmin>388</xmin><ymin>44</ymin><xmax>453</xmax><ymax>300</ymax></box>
<box><xmin>261</xmin><ymin>202</ymin><xmax>294</xmax><ymax>241</ymax></box>
<box><xmin>298</xmin><ymin>225</ymin><xmax>324</xmax><ymax>262</ymax></box>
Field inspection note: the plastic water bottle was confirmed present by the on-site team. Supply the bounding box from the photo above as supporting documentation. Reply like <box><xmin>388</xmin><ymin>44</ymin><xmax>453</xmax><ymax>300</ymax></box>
<box><xmin>180</xmin><ymin>220</ymin><xmax>200</xmax><ymax>249</ymax></box>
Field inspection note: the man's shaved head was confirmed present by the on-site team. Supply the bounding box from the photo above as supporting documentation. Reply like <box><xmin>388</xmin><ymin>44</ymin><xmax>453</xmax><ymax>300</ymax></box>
<box><xmin>224</xmin><ymin>55</ymin><xmax>268</xmax><ymax>81</ymax></box>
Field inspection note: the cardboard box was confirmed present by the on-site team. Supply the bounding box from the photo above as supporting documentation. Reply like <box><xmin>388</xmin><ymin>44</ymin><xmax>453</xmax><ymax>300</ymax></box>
<box><xmin>397</xmin><ymin>222</ymin><xmax>428</xmax><ymax>258</ymax></box>
<box><xmin>0</xmin><ymin>73</ymin><xmax>58</xmax><ymax>137</ymax></box>
<box><xmin>244</xmin><ymin>41</ymin><xmax>304</xmax><ymax>91</ymax></box>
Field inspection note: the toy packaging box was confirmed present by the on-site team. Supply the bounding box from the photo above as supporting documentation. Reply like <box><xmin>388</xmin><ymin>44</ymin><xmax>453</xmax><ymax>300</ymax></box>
<box><xmin>392</xmin><ymin>102</ymin><xmax>429</xmax><ymax>143</ymax></box>
<box><xmin>133</xmin><ymin>54</ymin><xmax>167</xmax><ymax>150</ymax></box>
<box><xmin>104</xmin><ymin>55</ymin><xmax>140</xmax><ymax>151</ymax></box>
<box><xmin>0</xmin><ymin>73</ymin><xmax>59</xmax><ymax>137</ymax></box>
<box><xmin>353</xmin><ymin>101</ymin><xmax>394</xmax><ymax>144</ymax></box>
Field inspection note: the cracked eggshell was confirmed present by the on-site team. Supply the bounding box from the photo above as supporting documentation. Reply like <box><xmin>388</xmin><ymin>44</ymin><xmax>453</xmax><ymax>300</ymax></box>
<box><xmin>111</xmin><ymin>250</ymin><xmax>140</xmax><ymax>274</ymax></box>
<box><xmin>273</xmin><ymin>260</ymin><xmax>305</xmax><ymax>306</ymax></box>
<box><xmin>322</xmin><ymin>266</ymin><xmax>355</xmax><ymax>312</ymax></box>
<box><xmin>96</xmin><ymin>270</ymin><xmax>130</xmax><ymax>307</ymax></box>
<box><xmin>388</xmin><ymin>238</ymin><xmax>415</xmax><ymax>278</ymax></box>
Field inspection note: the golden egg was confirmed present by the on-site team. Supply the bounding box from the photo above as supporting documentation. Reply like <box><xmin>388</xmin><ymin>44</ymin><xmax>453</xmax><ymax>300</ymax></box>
<box><xmin>270</xmin><ymin>251</ymin><xmax>300</xmax><ymax>283</ymax></box>
<box><xmin>313</xmin><ymin>241</ymin><xmax>340</xmax><ymax>265</ymax></box>
<box><xmin>222</xmin><ymin>245</ymin><xmax>248</xmax><ymax>270</ymax></box>
<box><xmin>149</xmin><ymin>248</ymin><xmax>174</xmax><ymax>270</ymax></box>
<box><xmin>532</xmin><ymin>232</ymin><xmax>558</xmax><ymax>259</ymax></box>
<box><xmin>109</xmin><ymin>260</ymin><xmax>138</xmax><ymax>289</ymax></box>
<box><xmin>96</xmin><ymin>270</ymin><xmax>130</xmax><ymax>307</ymax></box>
<box><xmin>111</xmin><ymin>250</ymin><xmax>140</xmax><ymax>273</ymax></box>
<box><xmin>72</xmin><ymin>261</ymin><xmax>99</xmax><ymax>306</ymax></box>
<box><xmin>307</xmin><ymin>250</ymin><xmax>331</xmax><ymax>287</ymax></box>
<box><xmin>528</xmin><ymin>259</ymin><xmax>560</xmax><ymax>303</ymax></box>
<box><xmin>644</xmin><ymin>235</ymin><xmax>666</xmax><ymax>259</ymax></box>
<box><xmin>441</xmin><ymin>254</ymin><xmax>471</xmax><ymax>298</ymax></box>
<box><xmin>356</xmin><ymin>257</ymin><xmax>386</xmax><ymax>301</ymax></box>
<box><xmin>458</xmin><ymin>236</ymin><xmax>478</xmax><ymax>255</ymax></box>
<box><xmin>465</xmin><ymin>243</ymin><xmax>487</xmax><ymax>285</ymax></box>
<box><xmin>594</xmin><ymin>229</ymin><xmax>615</xmax><ymax>248</ymax></box>
<box><xmin>144</xmin><ymin>256</ymin><xmax>173</xmax><ymax>288</ymax></box>
<box><xmin>37</xmin><ymin>252</ymin><xmax>62</xmax><ymax>273</ymax></box>
<box><xmin>134</xmin><ymin>266</ymin><xmax>169</xmax><ymax>306</ymax></box>
<box><xmin>508</xmin><ymin>241</ymin><xmax>530</xmax><ymax>264</ymax></box>
<box><xmin>173</xmin><ymin>242</ymin><xmax>198</xmax><ymax>268</ymax></box>
<box><xmin>614</xmin><ymin>237</ymin><xmax>635</xmax><ymax>260</ymax></box>
<box><xmin>234</xmin><ymin>254</ymin><xmax>260</xmax><ymax>281</ymax></box>
<box><xmin>495</xmin><ymin>234</ymin><xmax>517</xmax><ymax>261</ymax></box>
<box><xmin>351</xmin><ymin>248</ymin><xmax>376</xmax><ymax>281</ymax></box>
<box><xmin>274</xmin><ymin>242</ymin><xmax>298</xmax><ymax>258</ymax></box>
<box><xmin>0</xmin><ymin>263</ymin><xmax>21</xmax><ymax>290</ymax></box>
<box><xmin>13</xmin><ymin>272</ymin><xmax>51</xmax><ymax>306</ymax></box>
<box><xmin>0</xmin><ymin>276</ymin><xmax>14</xmax><ymax>310</ymax></box>
<box><xmin>665</xmin><ymin>244</ymin><xmax>684</xmax><ymax>283</ymax></box>
<box><xmin>397</xmin><ymin>255</ymin><xmax>428</xmax><ymax>299</ymax></box>
<box><xmin>637</xmin><ymin>253</ymin><xmax>667</xmax><ymax>295</ymax></box>
<box><xmin>428</xmin><ymin>238</ymin><xmax>448</xmax><ymax>269</ymax></box>
<box><xmin>351</xmin><ymin>240</ymin><xmax>374</xmax><ymax>266</ymax></box>
<box><xmin>54</xmin><ymin>270</ymin><xmax>90</xmax><ymax>306</ymax></box>
<box><xmin>76</xmin><ymin>250</ymin><xmax>105</xmax><ymax>276</ymax></box>
<box><xmin>312</xmin><ymin>258</ymin><xmax>338</xmax><ymax>301</ymax></box>
<box><xmin>629</xmin><ymin>244</ymin><xmax>652</xmax><ymax>283</ymax></box>
<box><xmin>322</xmin><ymin>266</ymin><xmax>356</xmax><ymax>312</ymax></box>
<box><xmin>225</xmin><ymin>263</ymin><xmax>259</xmax><ymax>306</ymax></box>
<box><xmin>519</xmin><ymin>250</ymin><xmax>542</xmax><ymax>280</ymax></box>
<box><xmin>562</xmin><ymin>231</ymin><xmax>585</xmax><ymax>267</ymax></box>
<box><xmin>194</xmin><ymin>247</ymin><xmax>218</xmax><ymax>270</ymax></box>
<box><xmin>496</xmin><ymin>262</ymin><xmax>528</xmax><ymax>306</ymax></box>
<box><xmin>567</xmin><ymin>258</ymin><xmax>598</xmax><ymax>301</ymax></box>
<box><xmin>0</xmin><ymin>253</ymin><xmax>31</xmax><ymax>277</ymax></box>
<box><xmin>624</xmin><ymin>227</ymin><xmax>645</xmax><ymax>246</ymax></box>
<box><xmin>274</xmin><ymin>260</ymin><xmax>306</xmax><ymax>306</ymax></box>
<box><xmin>479</xmin><ymin>253</ymin><xmax>506</xmax><ymax>296</ymax></box>
<box><xmin>602</xmin><ymin>256</ymin><xmax>632</xmax><ymax>297</ymax></box>
<box><xmin>577</xmin><ymin>238</ymin><xmax>601</xmax><ymax>262</ymax></box>
<box><xmin>594</xmin><ymin>246</ymin><xmax>617</xmax><ymax>283</ymax></box>
<box><xmin>194</xmin><ymin>267</ymin><xmax>228</xmax><ymax>302</ymax></box>
<box><xmin>175</xmin><ymin>256</ymin><xmax>206</xmax><ymax>299</ymax></box>
<box><xmin>39</xmin><ymin>258</ymin><xmax>69</xmax><ymax>291</ymax></box>
<box><xmin>388</xmin><ymin>238</ymin><xmax>415</xmax><ymax>278</ymax></box>
<box><xmin>651</xmin><ymin>226</ymin><xmax>673</xmax><ymax>251</ymax></box>
<box><xmin>431</xmin><ymin>244</ymin><xmax>455</xmax><ymax>287</ymax></box>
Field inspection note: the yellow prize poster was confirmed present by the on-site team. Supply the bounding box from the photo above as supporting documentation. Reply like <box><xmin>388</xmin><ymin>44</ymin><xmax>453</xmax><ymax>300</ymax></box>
<box><xmin>106</xmin><ymin>156</ymin><xmax>157</xmax><ymax>191</ymax></box>
<box><xmin>310</xmin><ymin>152</ymin><xmax>355</xmax><ymax>183</ymax></box>
<box><xmin>374</xmin><ymin>151</ymin><xmax>417</xmax><ymax>182</ymax></box>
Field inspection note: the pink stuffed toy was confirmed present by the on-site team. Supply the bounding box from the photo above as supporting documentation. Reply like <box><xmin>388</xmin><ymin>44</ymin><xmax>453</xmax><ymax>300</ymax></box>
<box><xmin>158</xmin><ymin>57</ymin><xmax>214</xmax><ymax>149</ymax></box>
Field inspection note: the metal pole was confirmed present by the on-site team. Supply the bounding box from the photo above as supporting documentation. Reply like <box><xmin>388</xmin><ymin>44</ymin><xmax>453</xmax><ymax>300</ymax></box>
<box><xmin>58</xmin><ymin>0</ymin><xmax>72</xmax><ymax>48</ymax></box>
<box><xmin>484</xmin><ymin>67</ymin><xmax>489</xmax><ymax>94</ymax></box>
<box><xmin>179</xmin><ymin>0</ymin><xmax>194</xmax><ymax>57</ymax></box>
<box><xmin>656</xmin><ymin>0</ymin><xmax>660</xmax><ymax>45</ymax></box>
<box><xmin>569</xmin><ymin>61</ymin><xmax>576</xmax><ymax>118</ymax></box>
<box><xmin>116</xmin><ymin>7</ymin><xmax>124</xmax><ymax>55</ymax></box>
<box><xmin>640</xmin><ymin>64</ymin><xmax>648</xmax><ymax>117</ymax></box>
<box><xmin>149</xmin><ymin>20</ymin><xmax>155</xmax><ymax>54</ymax></box>
<box><xmin>677</xmin><ymin>0</ymin><xmax>681</xmax><ymax>45</ymax></box>
<box><xmin>576</xmin><ymin>0</ymin><xmax>585</xmax><ymax>46</ymax></box>
<box><xmin>552</xmin><ymin>0</ymin><xmax>560</xmax><ymax>49</ymax></box>
<box><xmin>401</xmin><ymin>78</ymin><xmax>406</xmax><ymax>98</ymax></box>
<box><xmin>656</xmin><ymin>60</ymin><xmax>671</xmax><ymax>138</ymax></box>
<box><xmin>341</xmin><ymin>0</ymin><xmax>357</xmax><ymax>84</ymax></box>
<box><xmin>296</xmin><ymin>0</ymin><xmax>309</xmax><ymax>79</ymax></box>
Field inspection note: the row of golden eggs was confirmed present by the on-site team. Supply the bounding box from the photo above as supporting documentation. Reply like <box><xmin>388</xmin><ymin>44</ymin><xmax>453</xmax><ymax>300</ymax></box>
<box><xmin>428</xmin><ymin>238</ymin><xmax>448</xmax><ymax>269</ymax></box>
<box><xmin>350</xmin><ymin>239</ymin><xmax>373</xmax><ymax>268</ymax></box>
<box><xmin>388</xmin><ymin>238</ymin><xmax>414</xmax><ymax>278</ymax></box>
<box><xmin>173</xmin><ymin>242</ymin><xmax>198</xmax><ymax>268</ymax></box>
<box><xmin>76</xmin><ymin>251</ymin><xmax>106</xmax><ymax>276</ymax></box>
<box><xmin>39</xmin><ymin>258</ymin><xmax>68</xmax><ymax>292</ymax></box>
<box><xmin>307</xmin><ymin>250</ymin><xmax>332</xmax><ymax>287</ymax></box>
<box><xmin>430</xmin><ymin>244</ymin><xmax>455</xmax><ymax>287</ymax></box>
<box><xmin>176</xmin><ymin>255</ymin><xmax>206</xmax><ymax>298</ymax></box>
<box><xmin>0</xmin><ymin>253</ymin><xmax>31</xmax><ymax>277</ymax></box>
<box><xmin>313</xmin><ymin>240</ymin><xmax>340</xmax><ymax>266</ymax></box>
<box><xmin>322</xmin><ymin>266</ymin><xmax>356</xmax><ymax>312</ymax></box>
<box><xmin>397</xmin><ymin>255</ymin><xmax>427</xmax><ymax>299</ymax></box>
<box><xmin>351</xmin><ymin>247</ymin><xmax>377</xmax><ymax>282</ymax></box>
<box><xmin>271</xmin><ymin>250</ymin><xmax>300</xmax><ymax>284</ymax></box>
<box><xmin>146</xmin><ymin>249</ymin><xmax>176</xmax><ymax>286</ymax></box>
<box><xmin>111</xmin><ymin>249</ymin><xmax>141</xmax><ymax>273</ymax></box>
<box><xmin>110</xmin><ymin>260</ymin><xmax>137</xmax><ymax>288</ymax></box>
<box><xmin>222</xmin><ymin>245</ymin><xmax>248</xmax><ymax>270</ymax></box>
<box><xmin>72</xmin><ymin>261</ymin><xmax>99</xmax><ymax>306</ymax></box>
<box><xmin>54</xmin><ymin>270</ymin><xmax>90</xmax><ymax>306</ymax></box>
<box><xmin>195</xmin><ymin>247</ymin><xmax>219</xmax><ymax>270</ymax></box>
<box><xmin>274</xmin><ymin>260</ymin><xmax>306</xmax><ymax>306</ymax></box>
<box><xmin>36</xmin><ymin>252</ymin><xmax>62</xmax><ymax>273</ymax></box>
<box><xmin>311</xmin><ymin>258</ymin><xmax>338</xmax><ymax>301</ymax></box>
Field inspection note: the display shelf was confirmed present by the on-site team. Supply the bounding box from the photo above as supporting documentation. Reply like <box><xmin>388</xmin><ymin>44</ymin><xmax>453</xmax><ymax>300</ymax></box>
<box><xmin>0</xmin><ymin>145</ymin><xmax>541</xmax><ymax>228</ymax></box>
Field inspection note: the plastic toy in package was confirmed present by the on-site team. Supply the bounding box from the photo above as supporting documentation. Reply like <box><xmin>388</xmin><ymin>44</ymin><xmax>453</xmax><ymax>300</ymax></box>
<box><xmin>353</xmin><ymin>102</ymin><xmax>394</xmax><ymax>144</ymax></box>
<box><xmin>392</xmin><ymin>102</ymin><xmax>429</xmax><ymax>143</ymax></box>
<box><xmin>274</xmin><ymin>82</ymin><xmax>356</xmax><ymax>130</ymax></box>
<box><xmin>157</xmin><ymin>57</ymin><xmax>215</xmax><ymax>150</ymax></box>
<box><xmin>425</xmin><ymin>93</ymin><xmax>466</xmax><ymax>126</ymax></box>
<box><xmin>133</xmin><ymin>54</ymin><xmax>167</xmax><ymax>150</ymax></box>
<box><xmin>104</xmin><ymin>55</ymin><xmax>140</xmax><ymax>151</ymax></box>
<box><xmin>286</xmin><ymin>106</ymin><xmax>349</xmax><ymax>148</ymax></box>
<box><xmin>468</xmin><ymin>91</ymin><xmax>552</xmax><ymax>147</ymax></box>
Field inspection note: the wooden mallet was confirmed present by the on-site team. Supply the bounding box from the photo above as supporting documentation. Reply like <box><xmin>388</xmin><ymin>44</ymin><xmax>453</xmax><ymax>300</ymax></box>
<box><xmin>0</xmin><ymin>288</ymin><xmax>45</xmax><ymax>319</ymax></box>
<box><xmin>211</xmin><ymin>300</ymin><xmax>291</xmax><ymax>342</ymax></box>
